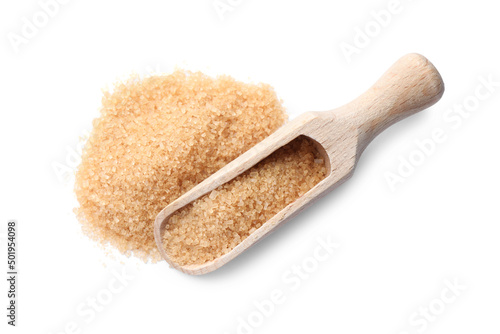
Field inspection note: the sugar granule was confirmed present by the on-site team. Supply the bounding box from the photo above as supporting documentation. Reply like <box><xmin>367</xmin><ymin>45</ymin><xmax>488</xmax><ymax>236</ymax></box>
<box><xmin>163</xmin><ymin>136</ymin><xmax>327</xmax><ymax>266</ymax></box>
<box><xmin>74</xmin><ymin>70</ymin><xmax>287</xmax><ymax>261</ymax></box>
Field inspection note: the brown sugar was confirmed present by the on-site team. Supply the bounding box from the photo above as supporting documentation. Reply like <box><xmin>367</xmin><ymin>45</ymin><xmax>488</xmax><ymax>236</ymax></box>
<box><xmin>74</xmin><ymin>70</ymin><xmax>287</xmax><ymax>261</ymax></box>
<box><xmin>163</xmin><ymin>136</ymin><xmax>327</xmax><ymax>266</ymax></box>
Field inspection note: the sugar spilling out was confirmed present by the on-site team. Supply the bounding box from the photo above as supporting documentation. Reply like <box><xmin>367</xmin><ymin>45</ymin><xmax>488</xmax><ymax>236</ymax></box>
<box><xmin>74</xmin><ymin>70</ymin><xmax>287</xmax><ymax>261</ymax></box>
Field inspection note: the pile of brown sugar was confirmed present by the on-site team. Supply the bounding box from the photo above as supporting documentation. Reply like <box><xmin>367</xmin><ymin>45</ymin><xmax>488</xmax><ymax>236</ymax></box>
<box><xmin>163</xmin><ymin>136</ymin><xmax>327</xmax><ymax>266</ymax></box>
<box><xmin>74</xmin><ymin>70</ymin><xmax>287</xmax><ymax>261</ymax></box>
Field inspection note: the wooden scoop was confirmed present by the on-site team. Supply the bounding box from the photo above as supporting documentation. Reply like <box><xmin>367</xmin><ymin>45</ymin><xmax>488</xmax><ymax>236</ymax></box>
<box><xmin>154</xmin><ymin>53</ymin><xmax>444</xmax><ymax>275</ymax></box>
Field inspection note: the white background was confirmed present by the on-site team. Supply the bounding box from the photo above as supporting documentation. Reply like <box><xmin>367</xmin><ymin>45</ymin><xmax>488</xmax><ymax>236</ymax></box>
<box><xmin>1</xmin><ymin>0</ymin><xmax>499</xmax><ymax>333</ymax></box>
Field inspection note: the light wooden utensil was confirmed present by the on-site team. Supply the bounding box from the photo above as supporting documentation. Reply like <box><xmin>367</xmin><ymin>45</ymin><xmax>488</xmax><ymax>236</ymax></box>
<box><xmin>154</xmin><ymin>53</ymin><xmax>444</xmax><ymax>275</ymax></box>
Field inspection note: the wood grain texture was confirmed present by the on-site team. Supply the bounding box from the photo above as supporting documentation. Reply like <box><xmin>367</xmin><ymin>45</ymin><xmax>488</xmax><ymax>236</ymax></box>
<box><xmin>154</xmin><ymin>53</ymin><xmax>445</xmax><ymax>275</ymax></box>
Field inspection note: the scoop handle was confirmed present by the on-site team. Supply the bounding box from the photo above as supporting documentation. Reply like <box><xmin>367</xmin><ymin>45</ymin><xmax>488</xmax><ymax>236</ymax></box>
<box><xmin>339</xmin><ymin>53</ymin><xmax>444</xmax><ymax>150</ymax></box>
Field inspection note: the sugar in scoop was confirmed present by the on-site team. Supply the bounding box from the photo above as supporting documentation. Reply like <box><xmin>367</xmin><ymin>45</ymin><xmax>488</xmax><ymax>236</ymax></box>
<box><xmin>163</xmin><ymin>136</ymin><xmax>327</xmax><ymax>266</ymax></box>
